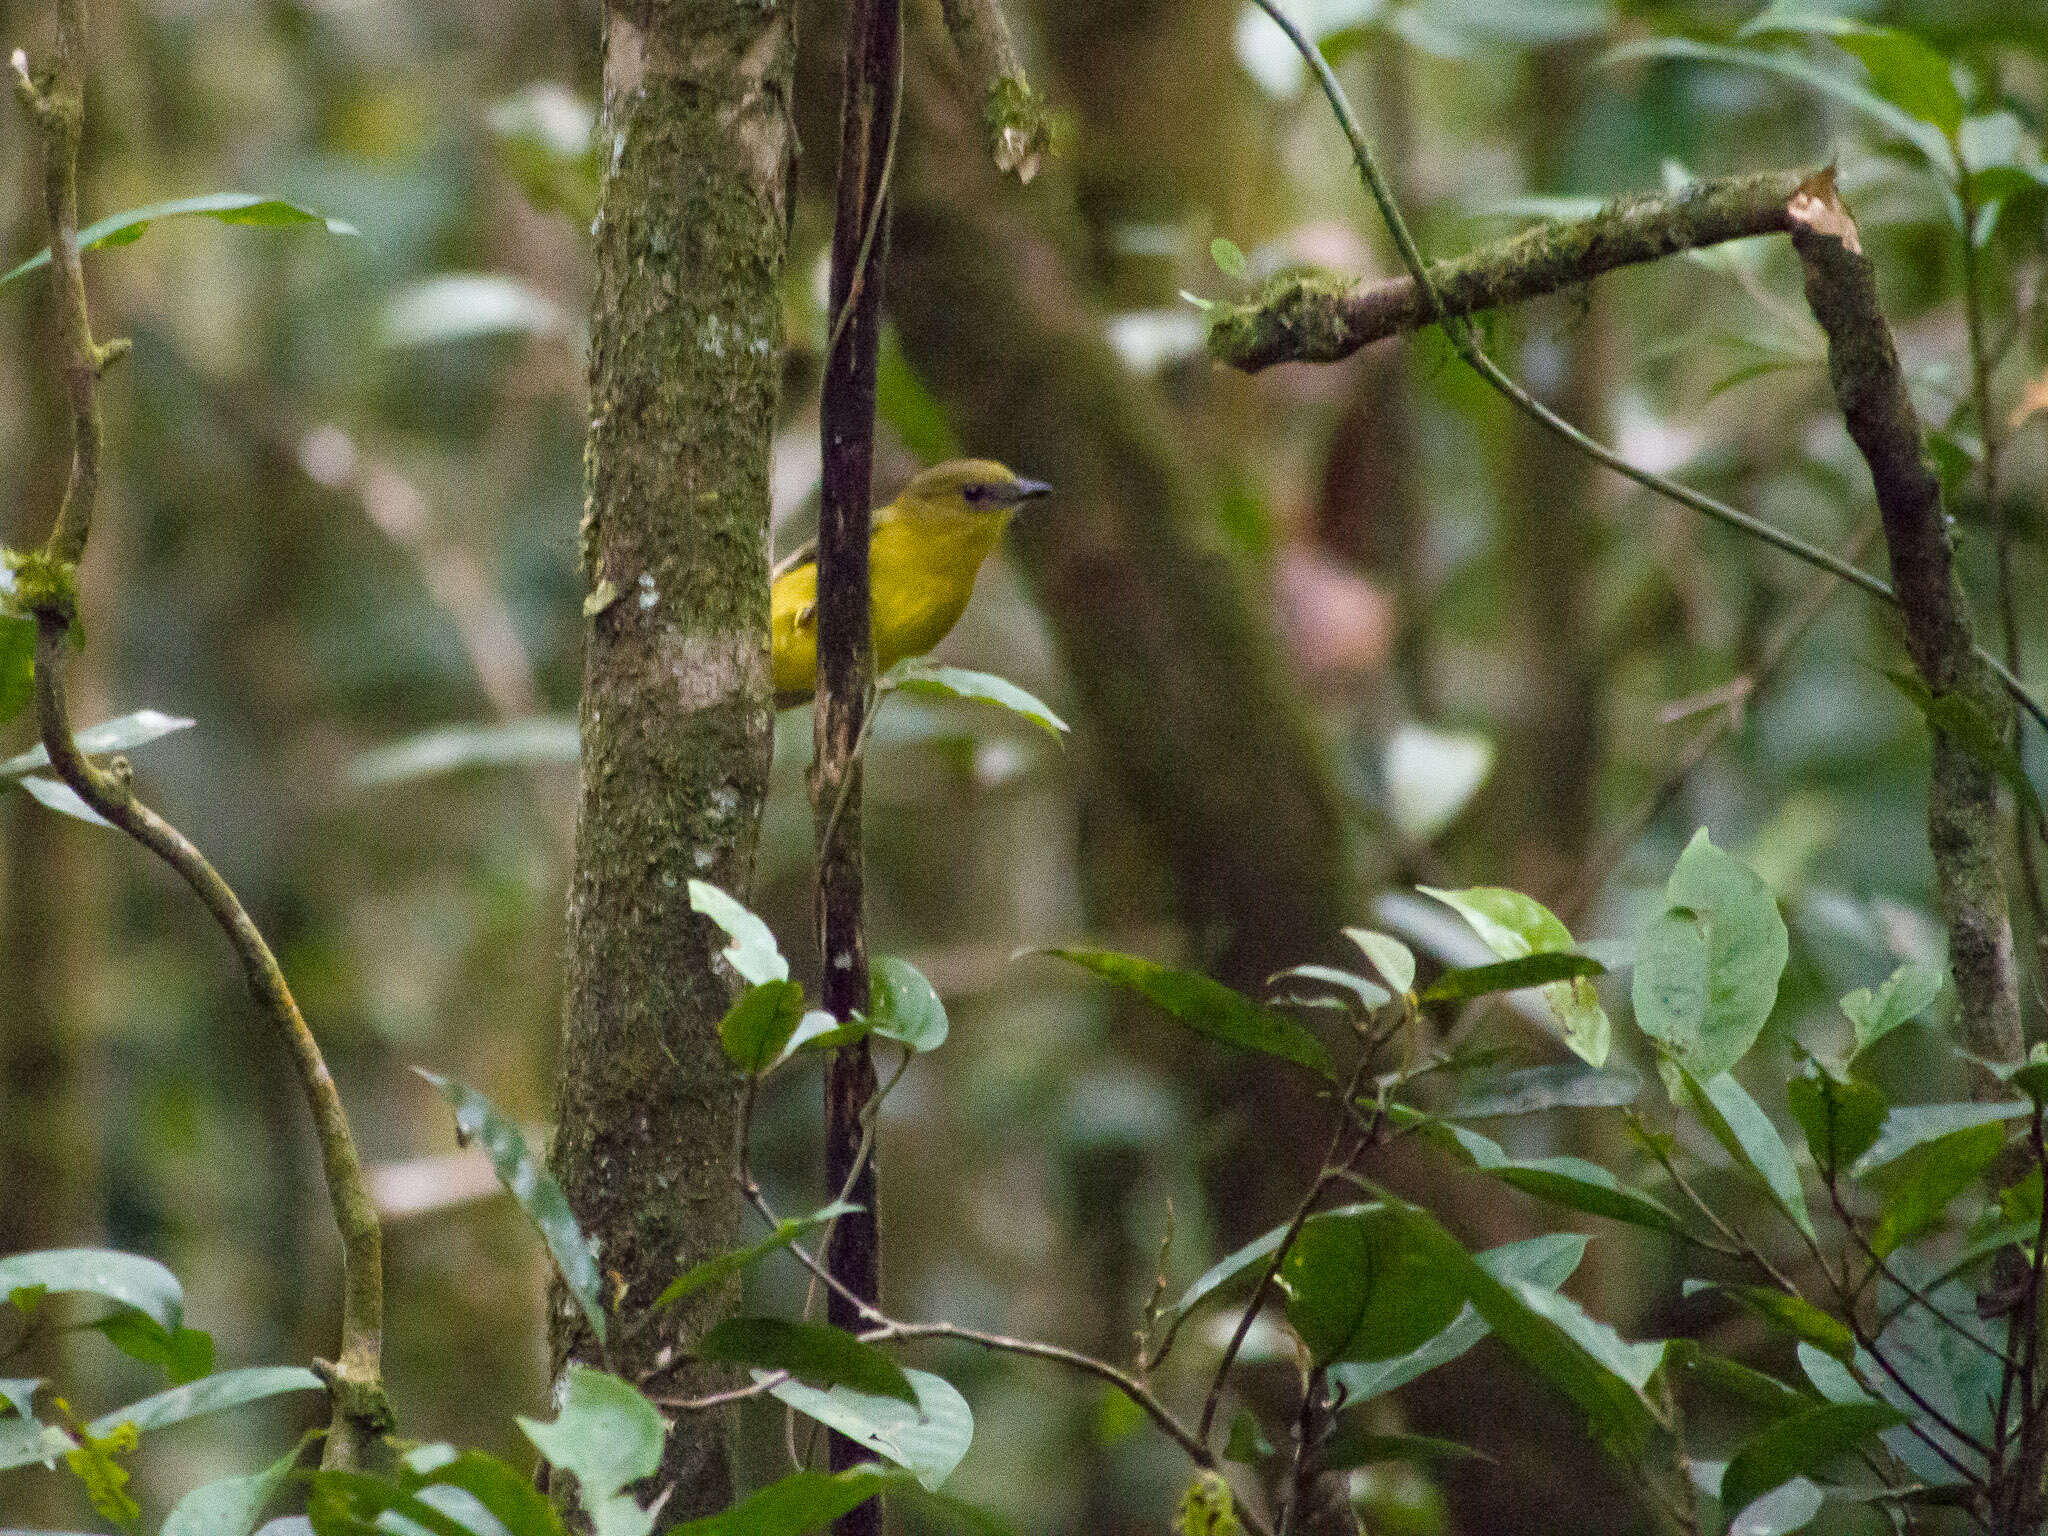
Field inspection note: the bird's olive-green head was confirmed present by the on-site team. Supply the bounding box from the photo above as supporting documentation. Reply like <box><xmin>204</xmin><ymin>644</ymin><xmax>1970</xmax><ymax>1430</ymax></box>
<box><xmin>891</xmin><ymin>459</ymin><xmax>1052</xmax><ymax>520</ymax></box>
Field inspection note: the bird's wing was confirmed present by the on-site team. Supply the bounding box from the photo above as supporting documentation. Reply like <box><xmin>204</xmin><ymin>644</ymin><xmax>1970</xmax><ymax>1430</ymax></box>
<box><xmin>771</xmin><ymin>537</ymin><xmax>818</xmax><ymax>582</ymax></box>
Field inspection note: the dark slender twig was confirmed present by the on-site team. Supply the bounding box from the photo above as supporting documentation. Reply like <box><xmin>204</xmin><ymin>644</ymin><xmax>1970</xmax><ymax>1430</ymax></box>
<box><xmin>9</xmin><ymin>23</ymin><xmax>388</xmax><ymax>1470</ymax></box>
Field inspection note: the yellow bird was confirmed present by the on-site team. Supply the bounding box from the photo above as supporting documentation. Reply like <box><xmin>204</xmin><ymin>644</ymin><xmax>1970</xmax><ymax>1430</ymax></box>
<box><xmin>772</xmin><ymin>459</ymin><xmax>1051</xmax><ymax>708</ymax></box>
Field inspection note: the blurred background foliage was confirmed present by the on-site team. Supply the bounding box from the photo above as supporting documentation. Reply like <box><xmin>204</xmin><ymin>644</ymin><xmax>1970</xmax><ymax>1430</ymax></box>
<box><xmin>1</xmin><ymin>0</ymin><xmax>2044</xmax><ymax>1530</ymax></box>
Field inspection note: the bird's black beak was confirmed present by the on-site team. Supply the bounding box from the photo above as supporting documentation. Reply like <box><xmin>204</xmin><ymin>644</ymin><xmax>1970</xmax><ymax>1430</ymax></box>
<box><xmin>1007</xmin><ymin>478</ymin><xmax>1053</xmax><ymax>507</ymax></box>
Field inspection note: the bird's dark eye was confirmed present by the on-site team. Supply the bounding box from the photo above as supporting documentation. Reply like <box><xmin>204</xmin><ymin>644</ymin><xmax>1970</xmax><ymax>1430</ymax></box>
<box><xmin>963</xmin><ymin>482</ymin><xmax>993</xmax><ymax>506</ymax></box>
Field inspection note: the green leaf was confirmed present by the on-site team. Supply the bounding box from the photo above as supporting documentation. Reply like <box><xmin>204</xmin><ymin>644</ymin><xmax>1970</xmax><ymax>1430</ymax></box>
<box><xmin>878</xmin><ymin>329</ymin><xmax>965</xmax><ymax>465</ymax></box>
<box><xmin>1279</xmin><ymin>1205</ymin><xmax>1464</xmax><ymax>1364</ymax></box>
<box><xmin>1839</xmin><ymin>962</ymin><xmax>1945</xmax><ymax>1056</ymax></box>
<box><xmin>1344</xmin><ymin>928</ymin><xmax>1414</xmax><ymax>994</ymax></box>
<box><xmin>0</xmin><ymin>1249</ymin><xmax>182</xmax><ymax>1331</ymax></box>
<box><xmin>1661</xmin><ymin>1341</ymin><xmax>1812</xmax><ymax>1418</ymax></box>
<box><xmin>1223</xmin><ymin>1410</ymin><xmax>1275</xmax><ymax>1464</ymax></box>
<box><xmin>346</xmin><ymin>718</ymin><xmax>579</xmax><ymax>787</ymax></box>
<box><xmin>1599</xmin><ymin>38</ymin><xmax>1955</xmax><ymax>173</ymax></box>
<box><xmin>0</xmin><ymin>614</ymin><xmax>32</xmax><ymax>726</ymax></box>
<box><xmin>1045</xmin><ymin>950</ymin><xmax>1334</xmax><ymax>1078</ymax></box>
<box><xmin>1266</xmin><ymin>964</ymin><xmax>1388</xmax><ymax>1011</ymax></box>
<box><xmin>1210</xmin><ymin>237</ymin><xmax>1250</xmax><ymax>279</ymax></box>
<box><xmin>0</xmin><ymin>1367</ymin><xmax>333</xmax><ymax>1476</ymax></box>
<box><xmin>1</xmin><ymin>193</ymin><xmax>360</xmax><ymax>289</ymax></box>
<box><xmin>1886</xmin><ymin>670</ymin><xmax>2046</xmax><ymax>836</ymax></box>
<box><xmin>397</xmin><ymin>1443</ymin><xmax>570</xmax><ymax>1536</ymax></box>
<box><xmin>1418</xmin><ymin>886</ymin><xmax>1609</xmax><ymax>1066</ymax></box>
<box><xmin>1447</xmin><ymin>1062</ymin><xmax>1641</xmax><ymax>1118</ymax></box>
<box><xmin>1738</xmin><ymin>15</ymin><xmax>1963</xmax><ymax>142</ymax></box>
<box><xmin>1437</xmin><ymin>1123</ymin><xmax>1689</xmax><ymax>1236</ymax></box>
<box><xmin>92</xmin><ymin>1312</ymin><xmax>214</xmax><ymax>1384</ymax></box>
<box><xmin>688</xmin><ymin>881</ymin><xmax>789</xmax><ymax>985</ymax></box>
<box><xmin>1378</xmin><ymin>1204</ymin><xmax>1663</xmax><ymax>1454</ymax></box>
<box><xmin>1721</xmin><ymin>1476</ymin><xmax>1824</xmax><ymax>1536</ymax></box>
<box><xmin>162</xmin><ymin>1430</ymin><xmax>318</xmax><ymax>1536</ymax></box>
<box><xmin>1786</xmin><ymin>1061</ymin><xmax>1888</xmax><ymax>1175</ymax></box>
<box><xmin>516</xmin><ymin>1367</ymin><xmax>664</xmax><ymax>1536</ymax></box>
<box><xmin>1865</xmin><ymin>1118</ymin><xmax>2007</xmax><ymax>1257</ymax></box>
<box><xmin>1681</xmin><ymin>1070</ymin><xmax>1816</xmax><ymax>1242</ymax></box>
<box><xmin>656</xmin><ymin>1201</ymin><xmax>861</xmax><ymax>1308</ymax></box>
<box><xmin>418</xmin><ymin>1072</ymin><xmax>605</xmax><ymax>1346</ymax></box>
<box><xmin>1851</xmin><ymin>1100</ymin><xmax>2030</xmax><ymax>1178</ymax></box>
<box><xmin>698</xmin><ymin>1318</ymin><xmax>916</xmax><ymax>1403</ymax></box>
<box><xmin>717</xmin><ymin>979</ymin><xmax>807</xmax><ymax>1073</ymax></box>
<box><xmin>0</xmin><ymin>708</ymin><xmax>196</xmax><ymax>781</ymax></box>
<box><xmin>19</xmin><ymin>774</ymin><xmax>113</xmax><ymax>826</ymax></box>
<box><xmin>867</xmin><ymin>955</ymin><xmax>948</xmax><ymax>1052</ymax></box>
<box><xmin>882</xmin><ymin>660</ymin><xmax>1068</xmax><ymax>737</ymax></box>
<box><xmin>308</xmin><ymin>1469</ymin><xmax>487</xmax><ymax>1536</ymax></box>
<box><xmin>1418</xmin><ymin>952</ymin><xmax>1605</xmax><ymax>1004</ymax></box>
<box><xmin>1719</xmin><ymin>1401</ymin><xmax>1907</xmax><ymax>1524</ymax></box>
<box><xmin>665</xmin><ymin>1468</ymin><xmax>899</xmax><ymax>1536</ymax></box>
<box><xmin>1329</xmin><ymin>1233</ymin><xmax>1587</xmax><ymax>1403</ymax></box>
<box><xmin>1690</xmin><ymin>1282</ymin><xmax>1855</xmax><ymax>1363</ymax></box>
<box><xmin>1634</xmin><ymin>830</ymin><xmax>1789</xmax><ymax>1083</ymax></box>
<box><xmin>1317</xmin><ymin>1425</ymin><xmax>1491</xmax><ymax>1472</ymax></box>
<box><xmin>766</xmin><ymin>1367</ymin><xmax>972</xmax><ymax>1492</ymax></box>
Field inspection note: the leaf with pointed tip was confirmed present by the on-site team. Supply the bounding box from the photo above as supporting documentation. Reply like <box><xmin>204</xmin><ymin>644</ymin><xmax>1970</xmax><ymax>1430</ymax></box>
<box><xmin>1046</xmin><ymin>950</ymin><xmax>1334</xmax><ymax>1078</ymax></box>
<box><xmin>1418</xmin><ymin>886</ymin><xmax>1608</xmax><ymax>1066</ymax></box>
<box><xmin>698</xmin><ymin>1318</ymin><xmax>916</xmax><ymax>1403</ymax></box>
<box><xmin>718</xmin><ymin>980</ymin><xmax>807</xmax><ymax>1073</ymax></box>
<box><xmin>1681</xmin><ymin>1070</ymin><xmax>1815</xmax><ymax>1242</ymax></box>
<box><xmin>0</xmin><ymin>1249</ymin><xmax>182</xmax><ymax>1330</ymax></box>
<box><xmin>665</xmin><ymin>1469</ymin><xmax>900</xmax><ymax>1536</ymax></box>
<box><xmin>882</xmin><ymin>661</ymin><xmax>1067</xmax><ymax>737</ymax></box>
<box><xmin>1419</xmin><ymin>952</ymin><xmax>1604</xmax><ymax>1004</ymax></box>
<box><xmin>657</xmin><ymin>1201</ymin><xmax>861</xmax><ymax>1308</ymax></box>
<box><xmin>1437</xmin><ymin>1123</ymin><xmax>1688</xmax><ymax>1237</ymax></box>
<box><xmin>867</xmin><ymin>955</ymin><xmax>948</xmax><ymax>1053</ymax></box>
<box><xmin>419</xmin><ymin>1072</ymin><xmax>604</xmax><ymax>1345</ymax></box>
<box><xmin>767</xmin><ymin>1368</ymin><xmax>972</xmax><ymax>1491</ymax></box>
<box><xmin>1719</xmin><ymin>1401</ymin><xmax>1906</xmax><ymax>1525</ymax></box>
<box><xmin>688</xmin><ymin>881</ymin><xmax>788</xmax><ymax>985</ymax></box>
<box><xmin>1840</xmin><ymin>962</ymin><xmax>1944</xmax><ymax>1056</ymax></box>
<box><xmin>1344</xmin><ymin>929</ymin><xmax>1414</xmax><ymax>994</ymax></box>
<box><xmin>1786</xmin><ymin>1062</ymin><xmax>1888</xmax><ymax>1175</ymax></box>
<box><xmin>0</xmin><ymin>708</ymin><xmax>196</xmax><ymax>780</ymax></box>
<box><xmin>1</xmin><ymin>193</ymin><xmax>359</xmax><ymax>289</ymax></box>
<box><xmin>516</xmin><ymin>1367</ymin><xmax>663</xmax><ymax>1536</ymax></box>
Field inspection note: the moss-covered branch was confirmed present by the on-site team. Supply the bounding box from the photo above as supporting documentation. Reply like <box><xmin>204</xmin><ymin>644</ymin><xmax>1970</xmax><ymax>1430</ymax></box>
<box><xmin>1208</xmin><ymin>169</ymin><xmax>1806</xmax><ymax>371</ymax></box>
<box><xmin>935</xmin><ymin>0</ymin><xmax>1051</xmax><ymax>182</ymax></box>
<box><xmin>1786</xmin><ymin>171</ymin><xmax>2022</xmax><ymax>1076</ymax></box>
<box><xmin>10</xmin><ymin>12</ymin><xmax>390</xmax><ymax>1470</ymax></box>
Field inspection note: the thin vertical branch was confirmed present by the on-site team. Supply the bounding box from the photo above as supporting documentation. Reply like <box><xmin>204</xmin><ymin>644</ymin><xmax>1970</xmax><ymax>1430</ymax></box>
<box><xmin>816</xmin><ymin>0</ymin><xmax>899</xmax><ymax>1530</ymax></box>
<box><xmin>9</xmin><ymin>12</ymin><xmax>390</xmax><ymax>1469</ymax></box>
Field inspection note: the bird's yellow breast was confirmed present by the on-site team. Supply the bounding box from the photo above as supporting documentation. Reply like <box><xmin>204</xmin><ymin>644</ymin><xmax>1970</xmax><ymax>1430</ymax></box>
<box><xmin>770</xmin><ymin>507</ymin><xmax>1011</xmax><ymax>705</ymax></box>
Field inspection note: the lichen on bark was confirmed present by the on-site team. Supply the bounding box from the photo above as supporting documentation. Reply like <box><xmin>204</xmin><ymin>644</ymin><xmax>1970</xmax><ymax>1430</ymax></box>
<box><xmin>550</xmin><ymin>0</ymin><xmax>793</xmax><ymax>1520</ymax></box>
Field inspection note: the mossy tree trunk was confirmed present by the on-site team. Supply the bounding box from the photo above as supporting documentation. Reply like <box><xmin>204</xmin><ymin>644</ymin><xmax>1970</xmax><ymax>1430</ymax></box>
<box><xmin>548</xmin><ymin>0</ymin><xmax>793</xmax><ymax>1518</ymax></box>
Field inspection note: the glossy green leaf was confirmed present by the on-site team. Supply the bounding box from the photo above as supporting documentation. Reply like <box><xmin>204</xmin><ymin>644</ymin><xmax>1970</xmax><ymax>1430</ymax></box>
<box><xmin>1170</xmin><ymin>1226</ymin><xmax>1288</xmax><ymax>1321</ymax></box>
<box><xmin>867</xmin><ymin>955</ymin><xmax>948</xmax><ymax>1052</ymax></box>
<box><xmin>1635</xmin><ymin>830</ymin><xmax>1788</xmax><ymax>1083</ymax></box>
<box><xmin>1796</xmin><ymin>1345</ymin><xmax>1968</xmax><ymax>1487</ymax></box>
<box><xmin>0</xmin><ymin>709</ymin><xmax>196</xmax><ymax>781</ymax></box>
<box><xmin>1</xmin><ymin>193</ymin><xmax>359</xmax><ymax>289</ymax></box>
<box><xmin>688</xmin><ymin>881</ymin><xmax>788</xmax><ymax>986</ymax></box>
<box><xmin>1210</xmin><ymin>237</ymin><xmax>1250</xmax><ymax>278</ymax></box>
<box><xmin>1851</xmin><ymin>1100</ymin><xmax>2030</xmax><ymax>1178</ymax></box>
<box><xmin>1344</xmin><ymin>928</ymin><xmax>1415</xmax><ymax>994</ymax></box>
<box><xmin>1448</xmin><ymin>1062</ymin><xmax>1641</xmax><ymax>1118</ymax></box>
<box><xmin>656</xmin><ymin>1201</ymin><xmax>861</xmax><ymax>1308</ymax></box>
<box><xmin>1866</xmin><ymin>1118</ymin><xmax>2007</xmax><ymax>1257</ymax></box>
<box><xmin>699</xmin><ymin>1318</ymin><xmax>916</xmax><ymax>1403</ymax></box>
<box><xmin>1719</xmin><ymin>1401</ymin><xmax>1906</xmax><ymax>1524</ymax></box>
<box><xmin>419</xmin><ymin>1072</ymin><xmax>605</xmax><ymax>1345</ymax></box>
<box><xmin>1418</xmin><ymin>885</ymin><xmax>1608</xmax><ymax>1066</ymax></box>
<box><xmin>1682</xmin><ymin>1070</ymin><xmax>1816</xmax><ymax>1242</ymax></box>
<box><xmin>1418</xmin><ymin>951</ymin><xmax>1605</xmax><ymax>1004</ymax></box>
<box><xmin>1280</xmin><ymin>1204</ymin><xmax>1464</xmax><ymax>1363</ymax></box>
<box><xmin>766</xmin><ymin>1367</ymin><xmax>972</xmax><ymax>1492</ymax></box>
<box><xmin>1786</xmin><ymin>1062</ymin><xmax>1888</xmax><ymax>1175</ymax></box>
<box><xmin>516</xmin><ymin>1367</ymin><xmax>664</xmax><ymax>1536</ymax></box>
<box><xmin>882</xmin><ymin>660</ymin><xmax>1068</xmax><ymax>737</ymax></box>
<box><xmin>1379</xmin><ymin>1204</ymin><xmax>1661</xmax><ymax>1454</ymax></box>
<box><xmin>1661</xmin><ymin>1341</ymin><xmax>1811</xmax><ymax>1418</ymax></box>
<box><xmin>1438</xmin><ymin>1123</ymin><xmax>1688</xmax><ymax>1236</ymax></box>
<box><xmin>718</xmin><ymin>979</ymin><xmax>807</xmax><ymax>1073</ymax></box>
<box><xmin>162</xmin><ymin>1431</ymin><xmax>318</xmax><ymax>1536</ymax></box>
<box><xmin>1738</xmin><ymin>15</ymin><xmax>1962</xmax><ymax>141</ymax></box>
<box><xmin>1045</xmin><ymin>950</ymin><xmax>1334</xmax><ymax>1077</ymax></box>
<box><xmin>0</xmin><ymin>1248</ymin><xmax>182</xmax><ymax>1330</ymax></box>
<box><xmin>346</xmin><ymin>718</ymin><xmax>579</xmax><ymax>787</ymax></box>
<box><xmin>1839</xmin><ymin>962</ymin><xmax>1945</xmax><ymax>1056</ymax></box>
<box><xmin>1266</xmin><ymin>964</ymin><xmax>1388</xmax><ymax>1011</ymax></box>
<box><xmin>396</xmin><ymin>1443</ymin><xmax>570</xmax><ymax>1536</ymax></box>
<box><xmin>666</xmin><ymin>1469</ymin><xmax>898</xmax><ymax>1536</ymax></box>
<box><xmin>1330</xmin><ymin>1232</ymin><xmax>1588</xmax><ymax>1404</ymax></box>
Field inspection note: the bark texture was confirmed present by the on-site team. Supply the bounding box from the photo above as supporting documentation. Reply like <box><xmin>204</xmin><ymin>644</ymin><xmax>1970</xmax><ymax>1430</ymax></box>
<box><xmin>550</xmin><ymin>0</ymin><xmax>792</xmax><ymax>1517</ymax></box>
